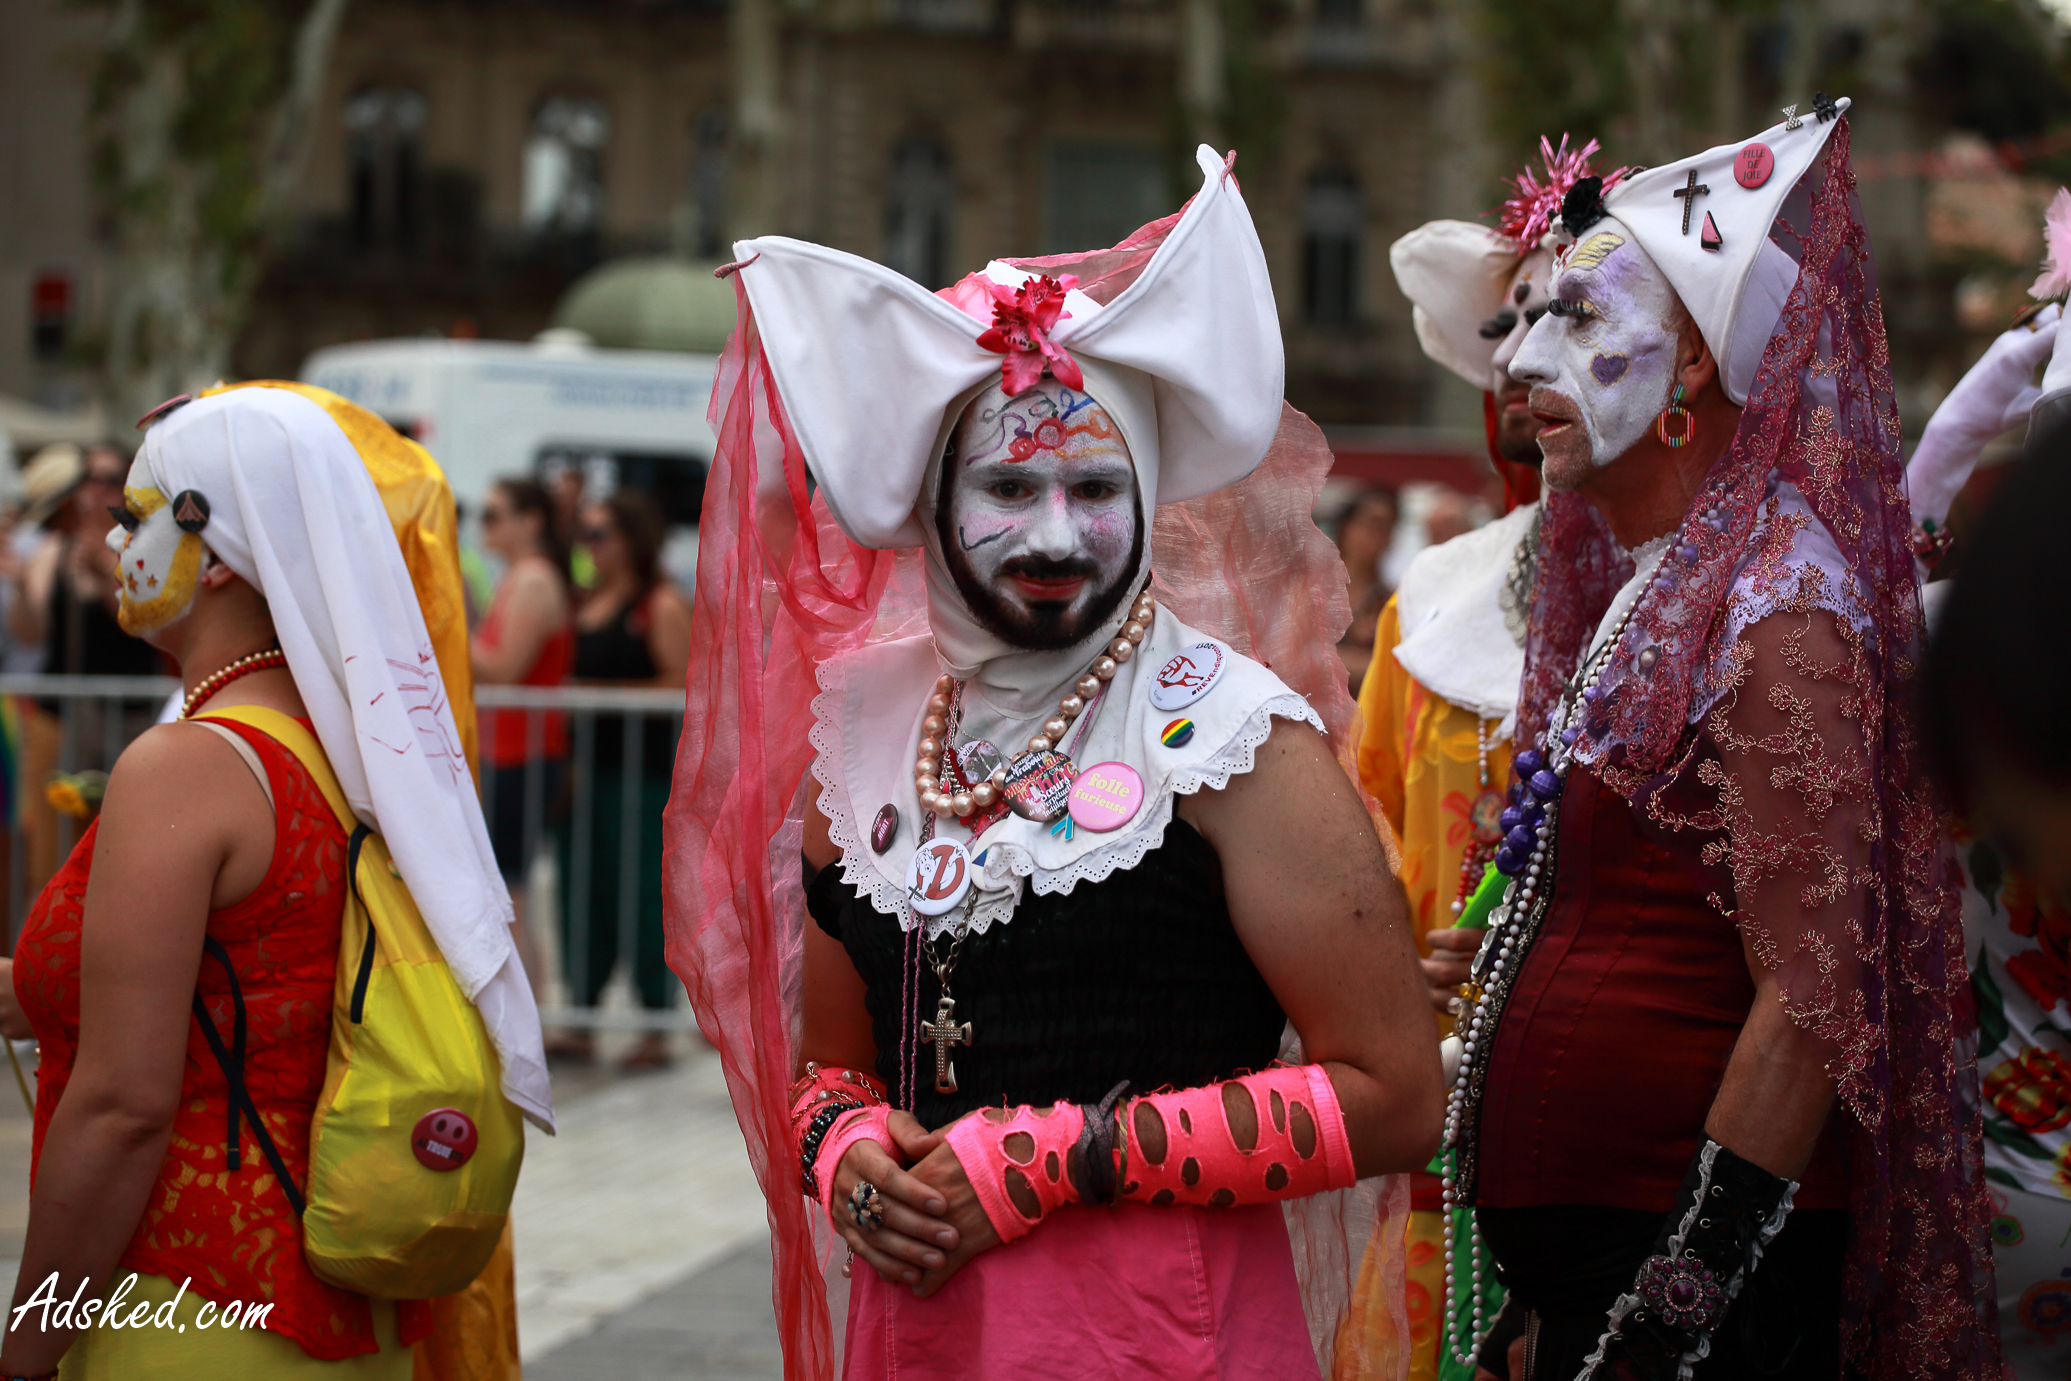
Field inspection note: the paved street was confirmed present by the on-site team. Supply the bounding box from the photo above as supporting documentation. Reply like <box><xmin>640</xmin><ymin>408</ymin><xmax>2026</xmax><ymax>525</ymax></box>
<box><xmin>514</xmin><ymin>1037</ymin><xmax>795</xmax><ymax>1374</ymax></box>
<box><xmin>528</xmin><ymin>1237</ymin><xmax>782</xmax><ymax>1380</ymax></box>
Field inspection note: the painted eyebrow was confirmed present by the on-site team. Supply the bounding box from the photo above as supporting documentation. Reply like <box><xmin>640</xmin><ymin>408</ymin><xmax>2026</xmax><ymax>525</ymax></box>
<box><xmin>965</xmin><ymin>458</ymin><xmax>1135</xmax><ymax>486</ymax></box>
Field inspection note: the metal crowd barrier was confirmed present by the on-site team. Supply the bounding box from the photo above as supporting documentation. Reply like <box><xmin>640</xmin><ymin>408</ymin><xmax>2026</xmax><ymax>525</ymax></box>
<box><xmin>0</xmin><ymin>675</ymin><xmax>689</xmax><ymax>1033</ymax></box>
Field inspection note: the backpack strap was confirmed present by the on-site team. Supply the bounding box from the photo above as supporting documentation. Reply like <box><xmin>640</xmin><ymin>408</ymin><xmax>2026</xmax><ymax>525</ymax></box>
<box><xmin>187</xmin><ymin>707</ymin><xmax>374</xmax><ymax>1208</ymax></box>
<box><xmin>191</xmin><ymin>936</ymin><xmax>307</xmax><ymax>1218</ymax></box>
<box><xmin>194</xmin><ymin>705</ymin><xmax>382</xmax><ymax>1018</ymax></box>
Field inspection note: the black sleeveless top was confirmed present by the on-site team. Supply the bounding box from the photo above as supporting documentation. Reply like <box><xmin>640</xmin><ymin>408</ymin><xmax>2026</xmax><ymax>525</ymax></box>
<box><xmin>806</xmin><ymin>819</ymin><xmax>1287</xmax><ymax>1127</ymax></box>
<box><xmin>574</xmin><ymin>588</ymin><xmax>674</xmax><ymax>781</ymax></box>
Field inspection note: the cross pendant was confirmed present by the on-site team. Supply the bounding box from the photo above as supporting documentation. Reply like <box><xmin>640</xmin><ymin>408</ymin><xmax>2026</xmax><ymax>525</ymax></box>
<box><xmin>918</xmin><ymin>995</ymin><xmax>972</xmax><ymax>1095</ymax></box>
<box><xmin>1672</xmin><ymin>169</ymin><xmax>1710</xmax><ymax>235</ymax></box>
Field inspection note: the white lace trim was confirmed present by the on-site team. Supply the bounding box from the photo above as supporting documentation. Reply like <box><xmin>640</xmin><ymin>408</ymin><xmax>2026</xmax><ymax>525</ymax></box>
<box><xmin>809</xmin><ymin>658</ymin><xmax>919</xmax><ymax>928</ymax></box>
<box><xmin>810</xmin><ymin>659</ymin><xmax>1321</xmax><ymax>939</ymax></box>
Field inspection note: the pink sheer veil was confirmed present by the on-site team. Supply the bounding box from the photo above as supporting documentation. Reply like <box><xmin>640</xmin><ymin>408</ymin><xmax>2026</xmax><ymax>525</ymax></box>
<box><xmin>664</xmin><ymin>207</ymin><xmax>1410</xmax><ymax>1381</ymax></box>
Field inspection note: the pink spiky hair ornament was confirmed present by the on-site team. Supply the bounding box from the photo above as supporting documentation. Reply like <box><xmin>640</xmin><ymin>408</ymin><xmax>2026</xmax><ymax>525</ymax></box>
<box><xmin>1497</xmin><ymin>134</ymin><xmax>1630</xmax><ymax>252</ymax></box>
<box><xmin>2032</xmin><ymin>187</ymin><xmax>2071</xmax><ymax>300</ymax></box>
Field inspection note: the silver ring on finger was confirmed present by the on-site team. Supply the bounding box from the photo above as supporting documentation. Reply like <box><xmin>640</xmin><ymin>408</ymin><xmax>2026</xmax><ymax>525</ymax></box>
<box><xmin>848</xmin><ymin>1178</ymin><xmax>885</xmax><ymax>1232</ymax></box>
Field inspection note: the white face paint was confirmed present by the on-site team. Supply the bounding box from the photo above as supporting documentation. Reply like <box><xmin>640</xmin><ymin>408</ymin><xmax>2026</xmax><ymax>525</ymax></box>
<box><xmin>1489</xmin><ymin>245</ymin><xmax>1557</xmax><ymax>467</ymax></box>
<box><xmin>941</xmin><ymin>381</ymin><xmax>1141</xmax><ymax>650</ymax></box>
<box><xmin>1508</xmin><ymin>217</ymin><xmax>1686</xmax><ymax>492</ymax></box>
<box><xmin>108</xmin><ymin>486</ymin><xmax>207</xmax><ymax>636</ymax></box>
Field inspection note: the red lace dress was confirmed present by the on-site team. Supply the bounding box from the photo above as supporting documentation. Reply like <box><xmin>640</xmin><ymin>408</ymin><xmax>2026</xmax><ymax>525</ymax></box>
<box><xmin>12</xmin><ymin>718</ymin><xmax>432</xmax><ymax>1361</ymax></box>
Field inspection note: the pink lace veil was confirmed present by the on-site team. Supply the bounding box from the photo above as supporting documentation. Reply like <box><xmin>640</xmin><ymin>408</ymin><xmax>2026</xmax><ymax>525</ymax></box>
<box><xmin>1515</xmin><ymin>118</ymin><xmax>1996</xmax><ymax>1374</ymax></box>
<box><xmin>664</xmin><ymin>211</ymin><xmax>1410</xmax><ymax>1379</ymax></box>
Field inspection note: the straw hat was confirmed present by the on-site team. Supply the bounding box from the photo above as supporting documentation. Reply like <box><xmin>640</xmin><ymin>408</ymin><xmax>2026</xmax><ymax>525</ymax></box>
<box><xmin>19</xmin><ymin>443</ymin><xmax>84</xmax><ymax>525</ymax></box>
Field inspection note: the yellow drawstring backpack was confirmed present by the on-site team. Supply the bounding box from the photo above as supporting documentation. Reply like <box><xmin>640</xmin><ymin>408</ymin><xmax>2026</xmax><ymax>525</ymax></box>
<box><xmin>192</xmin><ymin>705</ymin><xmax>525</xmax><ymax>1299</ymax></box>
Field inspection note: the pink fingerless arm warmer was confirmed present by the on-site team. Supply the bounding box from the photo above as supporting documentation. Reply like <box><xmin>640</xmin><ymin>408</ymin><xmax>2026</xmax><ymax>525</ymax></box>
<box><xmin>944</xmin><ymin>1101</ymin><xmax>1092</xmax><ymax>1243</ymax></box>
<box><xmin>815</xmin><ymin>1106</ymin><xmax>896</xmax><ymax>1218</ymax></box>
<box><xmin>944</xmin><ymin>1064</ymin><xmax>1358</xmax><ymax>1244</ymax></box>
<box><xmin>1118</xmin><ymin>1063</ymin><xmax>1357</xmax><ymax>1208</ymax></box>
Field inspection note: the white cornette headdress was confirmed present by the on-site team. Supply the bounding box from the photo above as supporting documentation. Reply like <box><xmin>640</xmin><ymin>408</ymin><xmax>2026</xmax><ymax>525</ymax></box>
<box><xmin>1390</xmin><ymin>221</ymin><xmax>1522</xmax><ymax>390</ymax></box>
<box><xmin>1602</xmin><ymin>99</ymin><xmax>1850</xmax><ymax>405</ymax></box>
<box><xmin>736</xmin><ymin>147</ymin><xmax>1319</xmax><ymax>938</ymax></box>
<box><xmin>138</xmin><ymin>390</ymin><xmax>552</xmax><ymax>1129</ymax></box>
<box><xmin>739</xmin><ymin>145</ymin><xmax>1284</xmax><ymax>548</ymax></box>
<box><xmin>1391</xmin><ymin>137</ymin><xmax>1629</xmax><ymax>391</ymax></box>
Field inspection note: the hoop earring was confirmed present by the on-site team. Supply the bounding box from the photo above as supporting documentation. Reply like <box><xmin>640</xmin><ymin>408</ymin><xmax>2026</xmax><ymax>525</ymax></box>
<box><xmin>1656</xmin><ymin>383</ymin><xmax>1694</xmax><ymax>448</ymax></box>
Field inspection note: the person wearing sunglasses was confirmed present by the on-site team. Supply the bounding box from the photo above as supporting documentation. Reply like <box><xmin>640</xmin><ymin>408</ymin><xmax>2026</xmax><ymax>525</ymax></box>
<box><xmin>470</xmin><ymin>478</ymin><xmax>574</xmax><ymax>1000</ymax></box>
<box><xmin>550</xmin><ymin>492</ymin><xmax>691</xmax><ymax>1068</ymax></box>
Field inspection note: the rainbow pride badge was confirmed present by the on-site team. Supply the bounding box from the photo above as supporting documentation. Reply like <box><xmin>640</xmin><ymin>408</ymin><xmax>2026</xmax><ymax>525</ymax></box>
<box><xmin>1160</xmin><ymin>717</ymin><xmax>1196</xmax><ymax>748</ymax></box>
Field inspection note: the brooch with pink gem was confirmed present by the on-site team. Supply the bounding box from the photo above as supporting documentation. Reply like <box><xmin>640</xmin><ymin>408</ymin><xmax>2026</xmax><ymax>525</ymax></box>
<box><xmin>1635</xmin><ymin>1253</ymin><xmax>1727</xmax><ymax>1331</ymax></box>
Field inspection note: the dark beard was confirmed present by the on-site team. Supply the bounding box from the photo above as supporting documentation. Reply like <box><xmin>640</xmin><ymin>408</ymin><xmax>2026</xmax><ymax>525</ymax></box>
<box><xmin>938</xmin><ymin>499</ymin><xmax>1144</xmax><ymax>652</ymax></box>
<box><xmin>1494</xmin><ymin>387</ymin><xmax>1546</xmax><ymax>469</ymax></box>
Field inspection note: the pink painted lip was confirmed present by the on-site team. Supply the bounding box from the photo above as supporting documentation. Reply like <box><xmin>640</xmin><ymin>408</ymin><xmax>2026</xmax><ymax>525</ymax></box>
<box><xmin>1528</xmin><ymin>387</ymin><xmax>1582</xmax><ymax>436</ymax></box>
<box><xmin>1012</xmin><ymin>574</ymin><xmax>1085</xmax><ymax>602</ymax></box>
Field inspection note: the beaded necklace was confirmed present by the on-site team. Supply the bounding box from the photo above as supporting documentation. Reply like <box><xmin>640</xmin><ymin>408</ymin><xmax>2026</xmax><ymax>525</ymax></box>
<box><xmin>911</xmin><ymin>591</ymin><xmax>1156</xmax><ymax>818</ymax></box>
<box><xmin>1439</xmin><ymin>579</ymin><xmax>1648</xmax><ymax>1368</ymax></box>
<box><xmin>899</xmin><ymin>592</ymin><xmax>1155</xmax><ymax>1100</ymax></box>
<box><xmin>180</xmin><ymin>646</ymin><xmax>289</xmax><ymax>720</ymax></box>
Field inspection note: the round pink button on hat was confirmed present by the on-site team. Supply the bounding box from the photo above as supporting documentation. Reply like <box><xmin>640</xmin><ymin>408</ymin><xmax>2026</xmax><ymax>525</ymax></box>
<box><xmin>1067</xmin><ymin>761</ymin><xmax>1144</xmax><ymax>833</ymax></box>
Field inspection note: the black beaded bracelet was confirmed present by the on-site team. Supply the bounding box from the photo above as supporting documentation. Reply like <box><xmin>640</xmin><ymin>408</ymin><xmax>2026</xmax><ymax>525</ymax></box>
<box><xmin>799</xmin><ymin>1098</ymin><xmax>865</xmax><ymax>1200</ymax></box>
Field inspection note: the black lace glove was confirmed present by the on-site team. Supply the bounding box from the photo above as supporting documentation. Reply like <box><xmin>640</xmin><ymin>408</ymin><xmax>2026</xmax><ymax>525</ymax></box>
<box><xmin>1579</xmin><ymin>1138</ymin><xmax>1795</xmax><ymax>1381</ymax></box>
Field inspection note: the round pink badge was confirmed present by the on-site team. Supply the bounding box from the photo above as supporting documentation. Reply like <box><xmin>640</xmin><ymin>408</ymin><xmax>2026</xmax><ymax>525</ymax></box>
<box><xmin>1734</xmin><ymin>142</ymin><xmax>1773</xmax><ymax>189</ymax></box>
<box><xmin>1067</xmin><ymin>761</ymin><xmax>1143</xmax><ymax>834</ymax></box>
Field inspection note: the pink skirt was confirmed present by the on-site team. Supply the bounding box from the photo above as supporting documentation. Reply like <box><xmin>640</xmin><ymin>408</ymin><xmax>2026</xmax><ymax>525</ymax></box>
<box><xmin>842</xmin><ymin>1202</ymin><xmax>1320</xmax><ymax>1380</ymax></box>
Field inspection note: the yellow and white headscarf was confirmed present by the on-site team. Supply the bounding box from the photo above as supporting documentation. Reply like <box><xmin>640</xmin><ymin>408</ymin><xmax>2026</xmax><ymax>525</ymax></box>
<box><xmin>135</xmin><ymin>384</ymin><xmax>552</xmax><ymax>1129</ymax></box>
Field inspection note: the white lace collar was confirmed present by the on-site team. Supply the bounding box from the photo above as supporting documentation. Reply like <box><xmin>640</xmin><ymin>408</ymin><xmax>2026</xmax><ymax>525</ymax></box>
<box><xmin>810</xmin><ymin>604</ymin><xmax>1322</xmax><ymax>937</ymax></box>
<box><xmin>1392</xmin><ymin>502</ymin><xmax>1539</xmax><ymax>734</ymax></box>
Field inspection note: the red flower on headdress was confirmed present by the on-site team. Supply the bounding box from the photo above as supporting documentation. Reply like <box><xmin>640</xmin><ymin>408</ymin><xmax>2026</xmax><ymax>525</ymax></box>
<box><xmin>976</xmin><ymin>274</ymin><xmax>1084</xmax><ymax>394</ymax></box>
<box><xmin>1496</xmin><ymin>135</ymin><xmax>1630</xmax><ymax>254</ymax></box>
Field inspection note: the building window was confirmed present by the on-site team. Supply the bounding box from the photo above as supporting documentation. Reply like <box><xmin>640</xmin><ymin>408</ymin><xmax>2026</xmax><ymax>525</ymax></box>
<box><xmin>524</xmin><ymin>96</ymin><xmax>610</xmax><ymax>235</ymax></box>
<box><xmin>1302</xmin><ymin>169</ymin><xmax>1362</xmax><ymax>325</ymax></box>
<box><xmin>689</xmin><ymin>108</ymin><xmax>729</xmax><ymax>259</ymax></box>
<box><xmin>345</xmin><ymin>86</ymin><xmax>426</xmax><ymax>252</ymax></box>
<box><xmin>884</xmin><ymin>138</ymin><xmax>954</xmax><ymax>288</ymax></box>
<box><xmin>1042</xmin><ymin>143</ymin><xmax>1167</xmax><ymax>255</ymax></box>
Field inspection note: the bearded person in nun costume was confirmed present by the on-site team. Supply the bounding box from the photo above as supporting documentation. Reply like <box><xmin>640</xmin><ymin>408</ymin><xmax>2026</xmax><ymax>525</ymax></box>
<box><xmin>1347</xmin><ymin>135</ymin><xmax>1622</xmax><ymax>1381</ymax></box>
<box><xmin>665</xmin><ymin>148</ymin><xmax>1443</xmax><ymax>1380</ymax></box>
<box><xmin>1438</xmin><ymin>99</ymin><xmax>2000</xmax><ymax>1378</ymax></box>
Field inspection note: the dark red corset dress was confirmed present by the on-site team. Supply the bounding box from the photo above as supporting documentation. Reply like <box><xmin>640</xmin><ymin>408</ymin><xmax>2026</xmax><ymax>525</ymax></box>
<box><xmin>1474</xmin><ymin>766</ymin><xmax>1848</xmax><ymax>1212</ymax></box>
<box><xmin>12</xmin><ymin>717</ymin><xmax>432</xmax><ymax>1361</ymax></box>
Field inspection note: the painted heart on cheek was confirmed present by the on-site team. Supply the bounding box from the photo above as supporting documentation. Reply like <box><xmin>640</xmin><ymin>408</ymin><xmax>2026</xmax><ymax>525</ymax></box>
<box><xmin>1591</xmin><ymin>353</ymin><xmax>1630</xmax><ymax>386</ymax></box>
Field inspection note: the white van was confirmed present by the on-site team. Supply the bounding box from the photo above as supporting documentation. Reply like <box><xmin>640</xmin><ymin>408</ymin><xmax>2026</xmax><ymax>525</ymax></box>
<box><xmin>300</xmin><ymin>335</ymin><xmax>718</xmax><ymax>527</ymax></box>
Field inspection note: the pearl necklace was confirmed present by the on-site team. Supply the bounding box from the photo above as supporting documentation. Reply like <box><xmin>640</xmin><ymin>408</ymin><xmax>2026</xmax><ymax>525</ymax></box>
<box><xmin>913</xmin><ymin>592</ymin><xmax>1156</xmax><ymax>820</ymax></box>
<box><xmin>1440</xmin><ymin>585</ymin><xmax>1646</xmax><ymax>1368</ymax></box>
<box><xmin>180</xmin><ymin>647</ymin><xmax>289</xmax><ymax>720</ymax></box>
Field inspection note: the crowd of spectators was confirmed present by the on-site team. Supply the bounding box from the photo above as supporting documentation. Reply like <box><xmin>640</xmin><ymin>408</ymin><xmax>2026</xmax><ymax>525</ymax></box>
<box><xmin>0</xmin><ymin>443</ymin><xmax>694</xmax><ymax>1064</ymax></box>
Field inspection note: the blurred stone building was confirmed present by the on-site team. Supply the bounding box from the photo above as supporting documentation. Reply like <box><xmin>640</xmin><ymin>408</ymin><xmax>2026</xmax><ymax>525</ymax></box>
<box><xmin>0</xmin><ymin>0</ymin><xmax>2051</xmax><ymax>450</ymax></box>
<box><xmin>233</xmin><ymin>0</ymin><xmax>1485</xmax><ymax>430</ymax></box>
